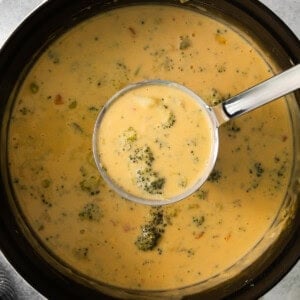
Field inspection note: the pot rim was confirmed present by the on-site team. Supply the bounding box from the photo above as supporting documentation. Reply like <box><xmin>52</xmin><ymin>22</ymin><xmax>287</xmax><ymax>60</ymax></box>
<box><xmin>0</xmin><ymin>1</ymin><xmax>299</xmax><ymax>299</ymax></box>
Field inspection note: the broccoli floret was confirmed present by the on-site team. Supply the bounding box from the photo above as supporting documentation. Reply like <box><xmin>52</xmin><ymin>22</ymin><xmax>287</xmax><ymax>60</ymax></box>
<box><xmin>150</xmin><ymin>206</ymin><xmax>164</xmax><ymax>226</ymax></box>
<box><xmin>120</xmin><ymin>127</ymin><xmax>138</xmax><ymax>151</ymax></box>
<box><xmin>162</xmin><ymin>111</ymin><xmax>176</xmax><ymax>129</ymax></box>
<box><xmin>41</xmin><ymin>179</ymin><xmax>51</xmax><ymax>188</ymax></box>
<box><xmin>207</xmin><ymin>169</ymin><xmax>222</xmax><ymax>183</ymax></box>
<box><xmin>195</xmin><ymin>188</ymin><xmax>208</xmax><ymax>200</ymax></box>
<box><xmin>192</xmin><ymin>216</ymin><xmax>205</xmax><ymax>227</ymax></box>
<box><xmin>135</xmin><ymin>224</ymin><xmax>161</xmax><ymax>251</ymax></box>
<box><xmin>253</xmin><ymin>162</ymin><xmax>264</xmax><ymax>177</ymax></box>
<box><xmin>80</xmin><ymin>175</ymin><xmax>100</xmax><ymax>195</ymax></box>
<box><xmin>79</xmin><ymin>164</ymin><xmax>103</xmax><ymax>196</ymax></box>
<box><xmin>30</xmin><ymin>82</ymin><xmax>39</xmax><ymax>94</ymax></box>
<box><xmin>206</xmin><ymin>88</ymin><xmax>231</xmax><ymax>106</ymax></box>
<box><xmin>135</xmin><ymin>207</ymin><xmax>165</xmax><ymax>251</ymax></box>
<box><xmin>128</xmin><ymin>145</ymin><xmax>166</xmax><ymax>194</ymax></box>
<box><xmin>128</xmin><ymin>145</ymin><xmax>166</xmax><ymax>195</ymax></box>
<box><xmin>78</xmin><ymin>202</ymin><xmax>102</xmax><ymax>221</ymax></box>
<box><xmin>136</xmin><ymin>168</ymin><xmax>165</xmax><ymax>194</ymax></box>
<box><xmin>129</xmin><ymin>145</ymin><xmax>154</xmax><ymax>167</ymax></box>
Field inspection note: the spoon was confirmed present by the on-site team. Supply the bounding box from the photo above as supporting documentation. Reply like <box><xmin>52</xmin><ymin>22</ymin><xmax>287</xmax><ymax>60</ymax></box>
<box><xmin>93</xmin><ymin>64</ymin><xmax>300</xmax><ymax>206</ymax></box>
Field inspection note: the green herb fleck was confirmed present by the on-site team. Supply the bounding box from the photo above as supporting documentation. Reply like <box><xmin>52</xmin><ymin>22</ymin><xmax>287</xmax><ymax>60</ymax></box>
<box><xmin>19</xmin><ymin>107</ymin><xmax>31</xmax><ymax>115</ymax></box>
<box><xmin>41</xmin><ymin>179</ymin><xmax>51</xmax><ymax>188</ymax></box>
<box><xmin>73</xmin><ymin>247</ymin><xmax>89</xmax><ymax>259</ymax></box>
<box><xmin>41</xmin><ymin>194</ymin><xmax>52</xmax><ymax>208</ymax></box>
<box><xmin>68</xmin><ymin>100</ymin><xmax>77</xmax><ymax>109</ymax></box>
<box><xmin>249</xmin><ymin>162</ymin><xmax>264</xmax><ymax>177</ymax></box>
<box><xmin>178</xmin><ymin>177</ymin><xmax>187</xmax><ymax>188</ymax></box>
<box><xmin>179</xmin><ymin>36</ymin><xmax>192</xmax><ymax>50</ymax></box>
<box><xmin>88</xmin><ymin>106</ymin><xmax>99</xmax><ymax>112</ymax></box>
<box><xmin>206</xmin><ymin>88</ymin><xmax>230</xmax><ymax>106</ymax></box>
<box><xmin>207</xmin><ymin>169</ymin><xmax>222</xmax><ymax>183</ymax></box>
<box><xmin>192</xmin><ymin>216</ymin><xmax>205</xmax><ymax>227</ymax></box>
<box><xmin>30</xmin><ymin>82</ymin><xmax>39</xmax><ymax>94</ymax></box>
<box><xmin>216</xmin><ymin>63</ymin><xmax>226</xmax><ymax>73</ymax></box>
<box><xmin>136</xmin><ymin>169</ymin><xmax>165</xmax><ymax>195</ymax></box>
<box><xmin>70</xmin><ymin>122</ymin><xmax>83</xmax><ymax>134</ymax></box>
<box><xmin>47</xmin><ymin>49</ymin><xmax>60</xmax><ymax>64</ymax></box>
<box><xmin>79</xmin><ymin>203</ymin><xmax>102</xmax><ymax>221</ymax></box>
<box><xmin>195</xmin><ymin>189</ymin><xmax>208</xmax><ymax>200</ymax></box>
<box><xmin>226</xmin><ymin>121</ymin><xmax>241</xmax><ymax>138</ymax></box>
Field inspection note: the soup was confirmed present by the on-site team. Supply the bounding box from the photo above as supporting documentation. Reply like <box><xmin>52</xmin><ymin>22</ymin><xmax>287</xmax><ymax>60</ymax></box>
<box><xmin>8</xmin><ymin>4</ymin><xmax>292</xmax><ymax>291</ymax></box>
<box><xmin>95</xmin><ymin>82</ymin><xmax>215</xmax><ymax>201</ymax></box>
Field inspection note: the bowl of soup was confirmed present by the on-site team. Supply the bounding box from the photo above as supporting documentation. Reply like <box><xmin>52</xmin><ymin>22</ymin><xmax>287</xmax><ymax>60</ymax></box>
<box><xmin>0</xmin><ymin>0</ymin><xmax>299</xmax><ymax>299</ymax></box>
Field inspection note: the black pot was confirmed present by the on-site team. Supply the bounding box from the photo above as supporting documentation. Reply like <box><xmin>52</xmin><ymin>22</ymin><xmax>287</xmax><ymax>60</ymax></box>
<box><xmin>0</xmin><ymin>1</ymin><xmax>299</xmax><ymax>299</ymax></box>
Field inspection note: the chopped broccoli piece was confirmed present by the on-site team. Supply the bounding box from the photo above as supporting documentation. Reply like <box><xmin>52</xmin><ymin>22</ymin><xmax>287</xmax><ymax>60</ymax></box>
<box><xmin>129</xmin><ymin>145</ymin><xmax>154</xmax><ymax>167</ymax></box>
<box><xmin>78</xmin><ymin>202</ymin><xmax>102</xmax><ymax>221</ymax></box>
<box><xmin>192</xmin><ymin>216</ymin><xmax>205</xmax><ymax>227</ymax></box>
<box><xmin>136</xmin><ymin>168</ymin><xmax>165</xmax><ymax>194</ymax></box>
<box><xmin>163</xmin><ymin>207</ymin><xmax>180</xmax><ymax>225</ymax></box>
<box><xmin>47</xmin><ymin>49</ymin><xmax>60</xmax><ymax>64</ymax></box>
<box><xmin>70</xmin><ymin>122</ymin><xmax>83</xmax><ymax>134</ymax></box>
<box><xmin>150</xmin><ymin>206</ymin><xmax>164</xmax><ymax>226</ymax></box>
<box><xmin>254</xmin><ymin>162</ymin><xmax>264</xmax><ymax>177</ymax></box>
<box><xmin>135</xmin><ymin>224</ymin><xmax>161</xmax><ymax>251</ymax></box>
<box><xmin>127</xmin><ymin>145</ymin><xmax>165</xmax><ymax>194</ymax></box>
<box><xmin>127</xmin><ymin>144</ymin><xmax>166</xmax><ymax>195</ymax></box>
<box><xmin>68</xmin><ymin>100</ymin><xmax>77</xmax><ymax>109</ymax></box>
<box><xmin>226</xmin><ymin>121</ymin><xmax>241</xmax><ymax>133</ymax></box>
<box><xmin>124</xmin><ymin>127</ymin><xmax>137</xmax><ymax>142</ymax></box>
<box><xmin>120</xmin><ymin>127</ymin><xmax>138</xmax><ymax>150</ymax></box>
<box><xmin>135</xmin><ymin>206</ymin><xmax>165</xmax><ymax>251</ymax></box>
<box><xmin>195</xmin><ymin>188</ymin><xmax>208</xmax><ymax>200</ymax></box>
<box><xmin>19</xmin><ymin>107</ymin><xmax>31</xmax><ymax>115</ymax></box>
<box><xmin>206</xmin><ymin>88</ymin><xmax>231</xmax><ymax>106</ymax></box>
<box><xmin>225</xmin><ymin>121</ymin><xmax>241</xmax><ymax>138</ymax></box>
<box><xmin>162</xmin><ymin>111</ymin><xmax>176</xmax><ymax>129</ymax></box>
<box><xmin>30</xmin><ymin>82</ymin><xmax>39</xmax><ymax>94</ymax></box>
<box><xmin>41</xmin><ymin>179</ymin><xmax>51</xmax><ymax>188</ymax></box>
<box><xmin>248</xmin><ymin>162</ymin><xmax>264</xmax><ymax>186</ymax></box>
<box><xmin>179</xmin><ymin>36</ymin><xmax>191</xmax><ymax>50</ymax></box>
<box><xmin>80</xmin><ymin>175</ymin><xmax>100</xmax><ymax>195</ymax></box>
<box><xmin>207</xmin><ymin>169</ymin><xmax>222</xmax><ymax>183</ymax></box>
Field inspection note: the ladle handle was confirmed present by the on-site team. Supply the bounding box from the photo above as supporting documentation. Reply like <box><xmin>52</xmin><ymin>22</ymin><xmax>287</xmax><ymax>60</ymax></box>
<box><xmin>213</xmin><ymin>64</ymin><xmax>300</xmax><ymax>125</ymax></box>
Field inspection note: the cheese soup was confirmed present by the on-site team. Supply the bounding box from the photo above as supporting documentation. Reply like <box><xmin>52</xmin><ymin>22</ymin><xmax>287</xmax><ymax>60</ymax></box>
<box><xmin>8</xmin><ymin>4</ymin><xmax>292</xmax><ymax>291</ymax></box>
<box><xmin>96</xmin><ymin>82</ymin><xmax>215</xmax><ymax>201</ymax></box>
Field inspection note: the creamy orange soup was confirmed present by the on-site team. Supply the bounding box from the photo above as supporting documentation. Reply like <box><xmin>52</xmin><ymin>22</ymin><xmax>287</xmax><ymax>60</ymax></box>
<box><xmin>8</xmin><ymin>5</ymin><xmax>292</xmax><ymax>291</ymax></box>
<box><xmin>96</xmin><ymin>83</ymin><xmax>214</xmax><ymax>201</ymax></box>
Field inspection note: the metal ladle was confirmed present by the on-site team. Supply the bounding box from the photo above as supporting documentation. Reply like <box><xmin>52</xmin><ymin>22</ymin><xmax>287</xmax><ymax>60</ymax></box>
<box><xmin>93</xmin><ymin>64</ymin><xmax>300</xmax><ymax>206</ymax></box>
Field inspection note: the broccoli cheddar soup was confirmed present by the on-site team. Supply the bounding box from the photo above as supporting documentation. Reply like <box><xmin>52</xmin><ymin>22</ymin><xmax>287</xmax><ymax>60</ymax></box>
<box><xmin>8</xmin><ymin>4</ymin><xmax>293</xmax><ymax>293</ymax></box>
<box><xmin>96</xmin><ymin>82</ymin><xmax>215</xmax><ymax>201</ymax></box>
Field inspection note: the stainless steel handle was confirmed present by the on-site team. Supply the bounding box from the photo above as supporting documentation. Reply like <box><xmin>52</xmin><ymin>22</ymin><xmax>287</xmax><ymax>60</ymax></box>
<box><xmin>213</xmin><ymin>64</ymin><xmax>300</xmax><ymax>125</ymax></box>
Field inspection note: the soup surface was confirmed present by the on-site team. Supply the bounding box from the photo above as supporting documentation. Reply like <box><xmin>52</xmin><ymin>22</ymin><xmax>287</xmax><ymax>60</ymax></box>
<box><xmin>8</xmin><ymin>5</ymin><xmax>292</xmax><ymax>291</ymax></box>
<box><xmin>96</xmin><ymin>82</ymin><xmax>215</xmax><ymax>201</ymax></box>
